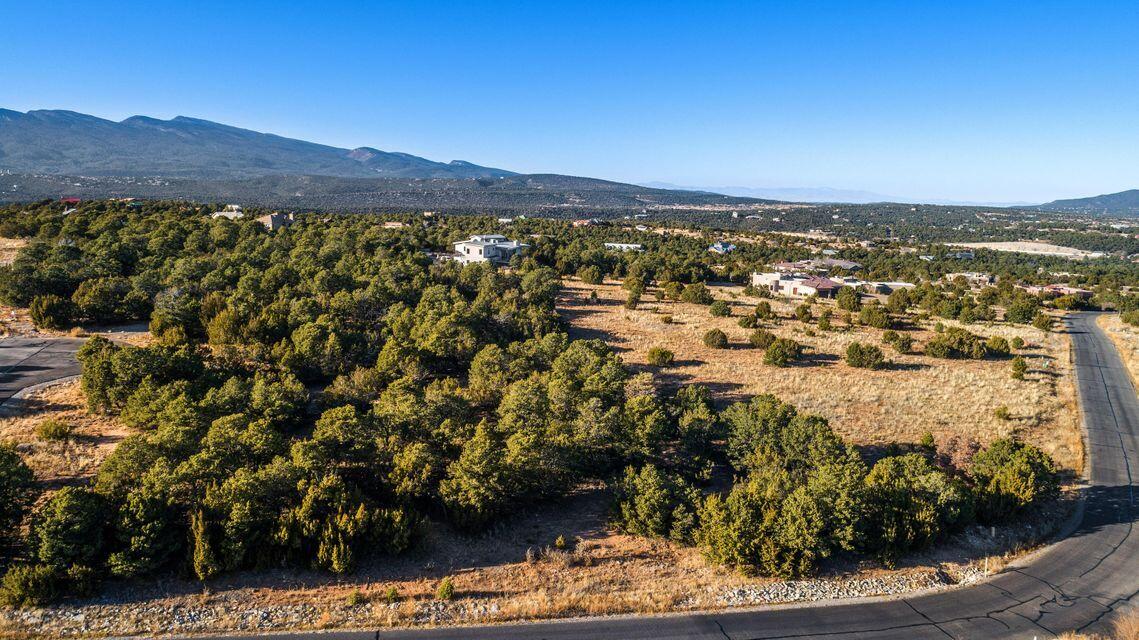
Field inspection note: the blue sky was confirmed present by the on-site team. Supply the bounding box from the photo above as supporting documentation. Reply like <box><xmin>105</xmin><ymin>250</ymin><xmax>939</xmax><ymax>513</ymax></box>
<box><xmin>3</xmin><ymin>0</ymin><xmax>1138</xmax><ymax>202</ymax></box>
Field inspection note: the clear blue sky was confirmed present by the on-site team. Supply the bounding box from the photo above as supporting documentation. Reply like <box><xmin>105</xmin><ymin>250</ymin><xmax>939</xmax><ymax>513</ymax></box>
<box><xmin>4</xmin><ymin>0</ymin><xmax>1138</xmax><ymax>203</ymax></box>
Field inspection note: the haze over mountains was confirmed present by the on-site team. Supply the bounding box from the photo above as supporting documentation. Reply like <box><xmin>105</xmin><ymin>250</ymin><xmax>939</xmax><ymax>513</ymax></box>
<box><xmin>0</xmin><ymin>109</ymin><xmax>514</xmax><ymax>180</ymax></box>
<box><xmin>1</xmin><ymin>108</ymin><xmax>1136</xmax><ymax>214</ymax></box>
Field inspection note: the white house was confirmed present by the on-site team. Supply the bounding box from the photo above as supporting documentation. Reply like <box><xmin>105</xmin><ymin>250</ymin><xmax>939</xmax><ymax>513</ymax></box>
<box><xmin>604</xmin><ymin>242</ymin><xmax>645</xmax><ymax>252</ymax></box>
<box><xmin>453</xmin><ymin>234</ymin><xmax>528</xmax><ymax>265</ymax></box>
<box><xmin>751</xmin><ymin>272</ymin><xmax>843</xmax><ymax>299</ymax></box>
<box><xmin>709</xmin><ymin>241</ymin><xmax>737</xmax><ymax>254</ymax></box>
<box><xmin>212</xmin><ymin>204</ymin><xmax>244</xmax><ymax>220</ymax></box>
<box><xmin>256</xmin><ymin>212</ymin><xmax>294</xmax><ymax>231</ymax></box>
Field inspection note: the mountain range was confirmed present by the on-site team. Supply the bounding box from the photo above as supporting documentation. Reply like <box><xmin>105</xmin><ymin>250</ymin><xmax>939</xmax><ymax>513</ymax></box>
<box><xmin>0</xmin><ymin>109</ymin><xmax>514</xmax><ymax>180</ymax></box>
<box><xmin>1037</xmin><ymin>189</ymin><xmax>1139</xmax><ymax>216</ymax></box>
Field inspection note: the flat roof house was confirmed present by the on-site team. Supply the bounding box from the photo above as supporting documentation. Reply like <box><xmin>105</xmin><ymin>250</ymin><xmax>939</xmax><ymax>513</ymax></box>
<box><xmin>453</xmin><ymin>234</ymin><xmax>528</xmax><ymax>265</ymax></box>
<box><xmin>709</xmin><ymin>241</ymin><xmax>737</xmax><ymax>254</ymax></box>
<box><xmin>604</xmin><ymin>242</ymin><xmax>645</xmax><ymax>252</ymax></box>
<box><xmin>751</xmin><ymin>272</ymin><xmax>843</xmax><ymax>299</ymax></box>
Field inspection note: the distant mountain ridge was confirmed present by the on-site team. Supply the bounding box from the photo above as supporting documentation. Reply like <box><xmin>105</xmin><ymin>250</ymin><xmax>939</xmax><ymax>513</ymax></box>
<box><xmin>1038</xmin><ymin>189</ymin><xmax>1139</xmax><ymax>216</ymax></box>
<box><xmin>639</xmin><ymin>182</ymin><xmax>900</xmax><ymax>204</ymax></box>
<box><xmin>0</xmin><ymin>108</ymin><xmax>514</xmax><ymax>180</ymax></box>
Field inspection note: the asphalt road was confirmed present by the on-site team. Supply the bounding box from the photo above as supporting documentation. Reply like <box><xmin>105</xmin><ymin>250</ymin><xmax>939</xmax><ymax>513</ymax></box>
<box><xmin>0</xmin><ymin>336</ymin><xmax>85</xmax><ymax>404</ymax></box>
<box><xmin>23</xmin><ymin>313</ymin><xmax>1131</xmax><ymax>640</ymax></box>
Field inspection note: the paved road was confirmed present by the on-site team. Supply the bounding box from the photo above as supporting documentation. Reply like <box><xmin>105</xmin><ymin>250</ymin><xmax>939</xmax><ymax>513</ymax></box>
<box><xmin>0</xmin><ymin>336</ymin><xmax>84</xmax><ymax>404</ymax></box>
<box><xmin>150</xmin><ymin>313</ymin><xmax>1139</xmax><ymax>638</ymax></box>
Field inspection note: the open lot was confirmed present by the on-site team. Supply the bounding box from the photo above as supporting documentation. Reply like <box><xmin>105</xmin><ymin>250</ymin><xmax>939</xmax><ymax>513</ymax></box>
<box><xmin>951</xmin><ymin>240</ymin><xmax>1104</xmax><ymax>259</ymax></box>
<box><xmin>559</xmin><ymin>279</ymin><xmax>1082</xmax><ymax>473</ymax></box>
<box><xmin>1098</xmin><ymin>313</ymin><xmax>1139</xmax><ymax>388</ymax></box>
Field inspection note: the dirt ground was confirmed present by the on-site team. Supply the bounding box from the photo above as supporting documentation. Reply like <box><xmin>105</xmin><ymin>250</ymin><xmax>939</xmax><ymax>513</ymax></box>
<box><xmin>1099</xmin><ymin>314</ymin><xmax>1139</xmax><ymax>389</ymax></box>
<box><xmin>559</xmin><ymin>279</ymin><xmax>1082</xmax><ymax>474</ymax></box>
<box><xmin>951</xmin><ymin>241</ymin><xmax>1103</xmax><ymax>259</ymax></box>
<box><xmin>0</xmin><ymin>380</ymin><xmax>130</xmax><ymax>486</ymax></box>
<box><xmin>0</xmin><ymin>238</ymin><xmax>28</xmax><ymax>266</ymax></box>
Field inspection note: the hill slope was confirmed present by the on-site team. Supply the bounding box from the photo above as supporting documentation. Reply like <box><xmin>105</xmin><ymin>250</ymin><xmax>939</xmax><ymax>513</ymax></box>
<box><xmin>0</xmin><ymin>108</ymin><xmax>514</xmax><ymax>179</ymax></box>
<box><xmin>1038</xmin><ymin>189</ymin><xmax>1139</xmax><ymax>216</ymax></box>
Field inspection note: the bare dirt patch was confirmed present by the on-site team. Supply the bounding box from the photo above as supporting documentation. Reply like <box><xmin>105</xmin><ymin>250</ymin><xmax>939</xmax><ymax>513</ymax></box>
<box><xmin>0</xmin><ymin>380</ymin><xmax>130</xmax><ymax>485</ymax></box>
<box><xmin>951</xmin><ymin>241</ymin><xmax>1103</xmax><ymax>259</ymax></box>
<box><xmin>1098</xmin><ymin>314</ymin><xmax>1139</xmax><ymax>389</ymax></box>
<box><xmin>0</xmin><ymin>238</ymin><xmax>28</xmax><ymax>266</ymax></box>
<box><xmin>559</xmin><ymin>279</ymin><xmax>1081</xmax><ymax>473</ymax></box>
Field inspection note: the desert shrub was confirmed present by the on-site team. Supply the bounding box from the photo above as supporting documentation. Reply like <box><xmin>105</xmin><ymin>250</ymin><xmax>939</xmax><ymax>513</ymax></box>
<box><xmin>36</xmin><ymin>418</ymin><xmax>74</xmax><ymax>442</ymax></box>
<box><xmin>345</xmin><ymin>589</ymin><xmax>367</xmax><ymax>606</ymax></box>
<box><xmin>994</xmin><ymin>406</ymin><xmax>1011</xmax><ymax>420</ymax></box>
<box><xmin>882</xmin><ymin>330</ymin><xmax>899</xmax><ymax>344</ymax></box>
<box><xmin>836</xmin><ymin>287</ymin><xmax>861</xmax><ymax>312</ymax></box>
<box><xmin>1011</xmin><ymin>355</ymin><xmax>1027</xmax><ymax>379</ymax></box>
<box><xmin>859</xmin><ymin>302</ymin><xmax>890</xmax><ymax>329</ymax></box>
<box><xmin>817</xmin><ymin>309</ymin><xmax>833</xmax><ymax>331</ymax></box>
<box><xmin>646</xmin><ymin>347</ymin><xmax>674</xmax><ymax>366</ymax></box>
<box><xmin>29</xmin><ymin>294</ymin><xmax>75</xmax><ymax>330</ymax></box>
<box><xmin>28</xmin><ymin>487</ymin><xmax>107</xmax><ymax>571</ymax></box>
<box><xmin>703</xmin><ymin>329</ymin><xmax>728</xmax><ymax>349</ymax></box>
<box><xmin>1032</xmin><ymin>312</ymin><xmax>1054</xmax><ymax>332</ymax></box>
<box><xmin>744</xmin><ymin>331</ymin><xmax>772</xmax><ymax>352</ymax></box>
<box><xmin>795</xmin><ymin>304</ymin><xmax>812</xmax><ymax>323</ymax></box>
<box><xmin>0</xmin><ymin>565</ymin><xmax>59</xmax><ymax>608</ymax></box>
<box><xmin>764</xmin><ymin>338</ymin><xmax>802</xmax><ymax>367</ymax></box>
<box><xmin>660</xmin><ymin>314</ymin><xmax>673</xmax><ymax>324</ymax></box>
<box><xmin>1122</xmin><ymin>310</ymin><xmax>1139</xmax><ymax>327</ymax></box>
<box><xmin>986</xmin><ymin>335</ymin><xmax>1010</xmax><ymax>357</ymax></box>
<box><xmin>1005</xmin><ymin>297</ymin><xmax>1041</xmax><ymax>324</ymax></box>
<box><xmin>1010</xmin><ymin>336</ymin><xmax>1025</xmax><ymax>349</ymax></box>
<box><xmin>613</xmin><ymin>464</ymin><xmax>699</xmax><ymax>542</ymax></box>
<box><xmin>754</xmin><ymin>301</ymin><xmax>773</xmax><ymax>320</ymax></box>
<box><xmin>893</xmin><ymin>334</ymin><xmax>914</xmax><ymax>353</ymax></box>
<box><xmin>845</xmin><ymin>342</ymin><xmax>886</xmax><ymax>370</ymax></box>
<box><xmin>681</xmin><ymin>283</ymin><xmax>714</xmax><ymax>305</ymax></box>
<box><xmin>969</xmin><ymin>439</ymin><xmax>1058</xmax><ymax>523</ymax></box>
<box><xmin>709</xmin><ymin>300</ymin><xmax>731</xmax><ymax>317</ymax></box>
<box><xmin>436</xmin><ymin>576</ymin><xmax>454</xmax><ymax>600</ymax></box>
<box><xmin>864</xmin><ymin>454</ymin><xmax>974</xmax><ymax>562</ymax></box>
<box><xmin>738</xmin><ymin>315</ymin><xmax>756</xmax><ymax>329</ymax></box>
<box><xmin>924</xmin><ymin>327</ymin><xmax>988</xmax><ymax>359</ymax></box>
<box><xmin>0</xmin><ymin>444</ymin><xmax>35</xmax><ymax>542</ymax></box>
<box><xmin>624</xmin><ymin>289</ymin><xmax>641</xmax><ymax>310</ymax></box>
<box><xmin>577</xmin><ymin>265</ymin><xmax>603</xmax><ymax>285</ymax></box>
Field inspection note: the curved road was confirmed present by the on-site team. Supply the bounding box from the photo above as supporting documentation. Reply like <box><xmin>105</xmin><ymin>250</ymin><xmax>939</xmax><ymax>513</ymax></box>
<box><xmin>0</xmin><ymin>336</ymin><xmax>85</xmax><ymax>404</ymax></box>
<box><xmin>8</xmin><ymin>316</ymin><xmax>1135</xmax><ymax>639</ymax></box>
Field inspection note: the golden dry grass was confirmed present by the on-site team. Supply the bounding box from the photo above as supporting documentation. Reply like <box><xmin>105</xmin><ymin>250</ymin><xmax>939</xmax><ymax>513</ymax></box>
<box><xmin>1099</xmin><ymin>314</ymin><xmax>1139</xmax><ymax>390</ymax></box>
<box><xmin>559</xmin><ymin>279</ymin><xmax>1082</xmax><ymax>473</ymax></box>
<box><xmin>0</xmin><ymin>380</ymin><xmax>130</xmax><ymax>484</ymax></box>
<box><xmin>0</xmin><ymin>237</ymin><xmax>28</xmax><ymax>266</ymax></box>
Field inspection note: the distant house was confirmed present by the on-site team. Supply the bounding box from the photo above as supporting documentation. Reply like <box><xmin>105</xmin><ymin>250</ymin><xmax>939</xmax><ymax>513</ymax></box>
<box><xmin>573</xmin><ymin>218</ymin><xmax>606</xmax><ymax>227</ymax></box>
<box><xmin>919</xmin><ymin>255</ymin><xmax>936</xmax><ymax>262</ymax></box>
<box><xmin>751</xmin><ymin>272</ymin><xmax>843</xmax><ymax>299</ymax></box>
<box><xmin>453</xmin><ymin>234</ymin><xmax>528</xmax><ymax>265</ymax></box>
<box><xmin>382</xmin><ymin>221</ymin><xmax>407</xmax><ymax>229</ymax></box>
<box><xmin>257</xmin><ymin>212</ymin><xmax>294</xmax><ymax>231</ymax></box>
<box><xmin>772</xmin><ymin>258</ymin><xmax>861</xmax><ymax>273</ymax></box>
<box><xmin>949</xmin><ymin>250</ymin><xmax>975</xmax><ymax>260</ymax></box>
<box><xmin>945</xmin><ymin>272</ymin><xmax>994</xmax><ymax>287</ymax></box>
<box><xmin>212</xmin><ymin>204</ymin><xmax>244</xmax><ymax>220</ymax></box>
<box><xmin>1022</xmin><ymin>283</ymin><xmax>1094</xmax><ymax>299</ymax></box>
<box><xmin>708</xmin><ymin>241</ymin><xmax>737</xmax><ymax>254</ymax></box>
<box><xmin>497</xmin><ymin>217</ymin><xmax>514</xmax><ymax>224</ymax></box>
<box><xmin>604</xmin><ymin>242</ymin><xmax>644</xmax><ymax>252</ymax></box>
<box><xmin>60</xmin><ymin>197</ymin><xmax>80</xmax><ymax>205</ymax></box>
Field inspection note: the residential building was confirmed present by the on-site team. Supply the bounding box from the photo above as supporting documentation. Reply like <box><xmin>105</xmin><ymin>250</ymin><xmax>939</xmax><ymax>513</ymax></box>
<box><xmin>256</xmin><ymin>212</ymin><xmax>294</xmax><ymax>231</ymax></box>
<box><xmin>751</xmin><ymin>272</ymin><xmax>843</xmax><ymax>298</ymax></box>
<box><xmin>708</xmin><ymin>241</ymin><xmax>736</xmax><ymax>254</ymax></box>
<box><xmin>772</xmin><ymin>258</ymin><xmax>862</xmax><ymax>273</ymax></box>
<box><xmin>604</xmin><ymin>242</ymin><xmax>644</xmax><ymax>252</ymax></box>
<box><xmin>945</xmin><ymin>272</ymin><xmax>994</xmax><ymax>287</ymax></box>
<box><xmin>453</xmin><ymin>234</ymin><xmax>528</xmax><ymax>265</ymax></box>
<box><xmin>212</xmin><ymin>204</ymin><xmax>244</xmax><ymax>220</ymax></box>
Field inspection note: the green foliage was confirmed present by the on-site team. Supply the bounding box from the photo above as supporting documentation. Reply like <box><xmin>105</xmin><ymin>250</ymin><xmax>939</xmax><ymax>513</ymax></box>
<box><xmin>985</xmin><ymin>335</ymin><xmax>1010</xmax><ymax>356</ymax></box>
<box><xmin>924</xmin><ymin>327</ymin><xmax>989</xmax><ymax>359</ymax></box>
<box><xmin>864</xmin><ymin>454</ymin><xmax>973</xmax><ymax>563</ymax></box>
<box><xmin>893</xmin><ymin>334</ymin><xmax>914</xmax><ymax>353</ymax></box>
<box><xmin>703</xmin><ymin>329</ymin><xmax>728</xmax><ymax>349</ymax></box>
<box><xmin>36</xmin><ymin>418</ymin><xmax>73</xmax><ymax>441</ymax></box>
<box><xmin>1033</xmin><ymin>312</ymin><xmax>1054</xmax><ymax>332</ymax></box>
<box><xmin>646</xmin><ymin>347</ymin><xmax>675</xmax><ymax>366</ymax></box>
<box><xmin>763</xmin><ymin>338</ymin><xmax>802</xmax><ymax>367</ymax></box>
<box><xmin>436</xmin><ymin>576</ymin><xmax>455</xmax><ymax>601</ymax></box>
<box><xmin>577</xmin><ymin>265</ymin><xmax>603</xmax><ymax>285</ymax></box>
<box><xmin>994</xmin><ymin>406</ymin><xmax>1011</xmax><ymax>420</ymax></box>
<box><xmin>1123</xmin><ymin>310</ymin><xmax>1139</xmax><ymax>327</ymax></box>
<box><xmin>680</xmin><ymin>283</ymin><xmax>714</xmax><ymax>305</ymax></box>
<box><xmin>1010</xmin><ymin>336</ymin><xmax>1025</xmax><ymax>350</ymax></box>
<box><xmin>28</xmin><ymin>487</ymin><xmax>107</xmax><ymax>571</ymax></box>
<box><xmin>845</xmin><ymin>342</ymin><xmax>886</xmax><ymax>369</ymax></box>
<box><xmin>749</xmin><ymin>328</ymin><xmax>776</xmax><ymax>349</ymax></box>
<box><xmin>0</xmin><ymin>444</ymin><xmax>35</xmax><ymax>543</ymax></box>
<box><xmin>1011</xmin><ymin>355</ymin><xmax>1028</xmax><ymax>379</ymax></box>
<box><xmin>709</xmin><ymin>300</ymin><xmax>731</xmax><ymax>317</ymax></box>
<box><xmin>0</xmin><ymin>564</ymin><xmax>59</xmax><ymax>608</ymax></box>
<box><xmin>613</xmin><ymin>464</ymin><xmax>699</xmax><ymax>542</ymax></box>
<box><xmin>836</xmin><ymin>286</ymin><xmax>861</xmax><ymax>312</ymax></box>
<box><xmin>754</xmin><ymin>301</ymin><xmax>773</xmax><ymax>320</ymax></box>
<box><xmin>795</xmin><ymin>303</ymin><xmax>812</xmax><ymax>323</ymax></box>
<box><xmin>969</xmin><ymin>439</ymin><xmax>1059</xmax><ymax>523</ymax></box>
<box><xmin>1005</xmin><ymin>296</ymin><xmax>1041</xmax><ymax>324</ymax></box>
<box><xmin>738</xmin><ymin>315</ymin><xmax>757</xmax><ymax>328</ymax></box>
<box><xmin>29</xmin><ymin>294</ymin><xmax>75</xmax><ymax>330</ymax></box>
<box><xmin>859</xmin><ymin>302</ymin><xmax>891</xmax><ymax>329</ymax></box>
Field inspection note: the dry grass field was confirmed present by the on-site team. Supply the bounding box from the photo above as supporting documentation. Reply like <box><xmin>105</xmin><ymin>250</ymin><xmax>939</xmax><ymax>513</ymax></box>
<box><xmin>559</xmin><ymin>279</ymin><xmax>1082</xmax><ymax>473</ymax></box>
<box><xmin>0</xmin><ymin>238</ymin><xmax>28</xmax><ymax>266</ymax></box>
<box><xmin>951</xmin><ymin>241</ymin><xmax>1104</xmax><ymax>259</ymax></box>
<box><xmin>1099</xmin><ymin>314</ymin><xmax>1139</xmax><ymax>390</ymax></box>
<box><xmin>0</xmin><ymin>380</ymin><xmax>130</xmax><ymax>485</ymax></box>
